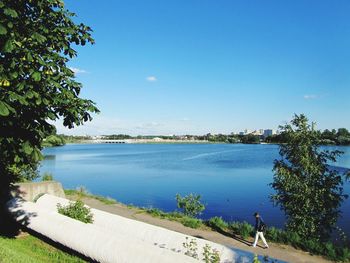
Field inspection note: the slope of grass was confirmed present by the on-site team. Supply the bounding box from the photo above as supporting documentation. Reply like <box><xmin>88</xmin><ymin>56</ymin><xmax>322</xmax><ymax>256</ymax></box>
<box><xmin>64</xmin><ymin>189</ymin><xmax>117</xmax><ymax>205</ymax></box>
<box><xmin>0</xmin><ymin>234</ymin><xmax>86</xmax><ymax>263</ymax></box>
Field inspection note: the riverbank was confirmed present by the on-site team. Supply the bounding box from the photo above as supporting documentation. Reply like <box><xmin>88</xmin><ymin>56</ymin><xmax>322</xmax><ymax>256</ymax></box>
<box><xmin>65</xmin><ymin>190</ymin><xmax>330</xmax><ymax>263</ymax></box>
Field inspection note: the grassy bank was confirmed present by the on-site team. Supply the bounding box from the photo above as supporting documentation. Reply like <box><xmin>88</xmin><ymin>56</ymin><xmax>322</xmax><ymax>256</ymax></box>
<box><xmin>64</xmin><ymin>189</ymin><xmax>118</xmax><ymax>205</ymax></box>
<box><xmin>0</xmin><ymin>234</ymin><xmax>86</xmax><ymax>263</ymax></box>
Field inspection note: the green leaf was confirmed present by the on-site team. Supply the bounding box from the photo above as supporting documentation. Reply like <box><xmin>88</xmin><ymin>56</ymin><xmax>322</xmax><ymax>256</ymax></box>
<box><xmin>0</xmin><ymin>101</ymin><xmax>10</xmax><ymax>116</ymax></box>
<box><xmin>32</xmin><ymin>32</ymin><xmax>47</xmax><ymax>44</ymax></box>
<box><xmin>26</xmin><ymin>90</ymin><xmax>34</xmax><ymax>99</ymax></box>
<box><xmin>47</xmin><ymin>112</ymin><xmax>56</xmax><ymax>120</ymax></box>
<box><xmin>35</xmin><ymin>97</ymin><xmax>42</xmax><ymax>105</ymax></box>
<box><xmin>22</xmin><ymin>141</ymin><xmax>33</xmax><ymax>155</ymax></box>
<box><xmin>0</xmin><ymin>24</ymin><xmax>7</xmax><ymax>35</ymax></box>
<box><xmin>32</xmin><ymin>148</ymin><xmax>43</xmax><ymax>161</ymax></box>
<box><xmin>32</xmin><ymin>72</ymin><xmax>41</xmax><ymax>82</ymax></box>
<box><xmin>10</xmin><ymin>71</ymin><xmax>18</xmax><ymax>78</ymax></box>
<box><xmin>3</xmin><ymin>40</ymin><xmax>14</xmax><ymax>52</ymax></box>
<box><xmin>26</xmin><ymin>53</ymin><xmax>33</xmax><ymax>61</ymax></box>
<box><xmin>4</xmin><ymin>8</ymin><xmax>18</xmax><ymax>18</ymax></box>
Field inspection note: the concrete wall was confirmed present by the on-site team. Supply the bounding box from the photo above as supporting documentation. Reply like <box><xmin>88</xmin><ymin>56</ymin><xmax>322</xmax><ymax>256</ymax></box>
<box><xmin>14</xmin><ymin>181</ymin><xmax>65</xmax><ymax>201</ymax></box>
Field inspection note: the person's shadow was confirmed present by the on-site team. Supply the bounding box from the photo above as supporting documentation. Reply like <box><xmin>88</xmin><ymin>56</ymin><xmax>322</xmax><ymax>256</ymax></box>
<box><xmin>207</xmin><ymin>224</ymin><xmax>253</xmax><ymax>247</ymax></box>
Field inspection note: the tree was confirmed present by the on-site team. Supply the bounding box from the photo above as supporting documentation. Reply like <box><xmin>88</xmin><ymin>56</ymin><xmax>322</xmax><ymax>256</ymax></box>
<box><xmin>0</xmin><ymin>0</ymin><xmax>99</xmax><ymax>205</ymax></box>
<box><xmin>271</xmin><ymin>114</ymin><xmax>347</xmax><ymax>240</ymax></box>
<box><xmin>176</xmin><ymin>193</ymin><xmax>205</xmax><ymax>218</ymax></box>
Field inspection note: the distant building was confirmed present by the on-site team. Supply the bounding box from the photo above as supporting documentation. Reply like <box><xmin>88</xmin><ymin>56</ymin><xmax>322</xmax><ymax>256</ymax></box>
<box><xmin>263</xmin><ymin>129</ymin><xmax>276</xmax><ymax>137</ymax></box>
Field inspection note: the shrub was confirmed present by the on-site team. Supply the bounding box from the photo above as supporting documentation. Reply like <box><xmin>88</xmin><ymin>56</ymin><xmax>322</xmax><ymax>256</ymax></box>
<box><xmin>207</xmin><ymin>216</ymin><xmax>228</xmax><ymax>231</ymax></box>
<box><xmin>265</xmin><ymin>227</ymin><xmax>283</xmax><ymax>243</ymax></box>
<box><xmin>324</xmin><ymin>242</ymin><xmax>337</xmax><ymax>260</ymax></box>
<box><xmin>57</xmin><ymin>200</ymin><xmax>93</xmax><ymax>223</ymax></box>
<box><xmin>229</xmin><ymin>221</ymin><xmax>254</xmax><ymax>239</ymax></box>
<box><xmin>146</xmin><ymin>208</ymin><xmax>168</xmax><ymax>218</ymax></box>
<box><xmin>181</xmin><ymin>217</ymin><xmax>202</xmax><ymax>229</ymax></box>
<box><xmin>175</xmin><ymin>193</ymin><xmax>205</xmax><ymax>218</ymax></box>
<box><xmin>41</xmin><ymin>172</ymin><xmax>53</xmax><ymax>181</ymax></box>
<box><xmin>338</xmin><ymin>246</ymin><xmax>350</xmax><ymax>262</ymax></box>
<box><xmin>283</xmin><ymin>231</ymin><xmax>302</xmax><ymax>246</ymax></box>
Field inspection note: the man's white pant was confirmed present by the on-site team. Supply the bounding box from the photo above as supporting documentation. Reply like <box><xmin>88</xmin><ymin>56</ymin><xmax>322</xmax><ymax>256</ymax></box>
<box><xmin>253</xmin><ymin>231</ymin><xmax>268</xmax><ymax>247</ymax></box>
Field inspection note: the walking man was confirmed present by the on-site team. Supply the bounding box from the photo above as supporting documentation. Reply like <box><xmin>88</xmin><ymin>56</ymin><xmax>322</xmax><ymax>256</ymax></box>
<box><xmin>252</xmin><ymin>212</ymin><xmax>269</xmax><ymax>248</ymax></box>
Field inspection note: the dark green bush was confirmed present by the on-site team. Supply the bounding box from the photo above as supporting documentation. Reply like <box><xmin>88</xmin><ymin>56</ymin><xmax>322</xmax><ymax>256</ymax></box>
<box><xmin>181</xmin><ymin>217</ymin><xmax>202</xmax><ymax>229</ymax></box>
<box><xmin>229</xmin><ymin>221</ymin><xmax>254</xmax><ymax>239</ymax></box>
<box><xmin>265</xmin><ymin>227</ymin><xmax>283</xmax><ymax>243</ymax></box>
<box><xmin>57</xmin><ymin>200</ymin><xmax>94</xmax><ymax>224</ymax></box>
<box><xmin>207</xmin><ymin>216</ymin><xmax>228</xmax><ymax>231</ymax></box>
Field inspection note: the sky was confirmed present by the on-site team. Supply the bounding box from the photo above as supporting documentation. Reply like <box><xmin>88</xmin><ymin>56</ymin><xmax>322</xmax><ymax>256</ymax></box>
<box><xmin>56</xmin><ymin>0</ymin><xmax>350</xmax><ymax>135</ymax></box>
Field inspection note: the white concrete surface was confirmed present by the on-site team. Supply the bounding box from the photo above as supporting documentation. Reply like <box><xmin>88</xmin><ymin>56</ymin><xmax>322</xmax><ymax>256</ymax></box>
<box><xmin>9</xmin><ymin>194</ymin><xmax>239</xmax><ymax>262</ymax></box>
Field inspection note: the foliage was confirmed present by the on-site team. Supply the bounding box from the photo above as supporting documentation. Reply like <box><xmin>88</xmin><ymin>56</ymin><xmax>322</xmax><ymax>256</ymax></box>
<box><xmin>0</xmin><ymin>234</ymin><xmax>86</xmax><ymax>262</ymax></box>
<box><xmin>42</xmin><ymin>135</ymin><xmax>66</xmax><ymax>147</ymax></box>
<box><xmin>229</xmin><ymin>221</ymin><xmax>254</xmax><ymax>239</ymax></box>
<box><xmin>175</xmin><ymin>193</ymin><xmax>205</xmax><ymax>218</ymax></box>
<box><xmin>182</xmin><ymin>238</ymin><xmax>220</xmax><ymax>263</ymax></box>
<box><xmin>271</xmin><ymin>114</ymin><xmax>348</xmax><ymax>241</ymax></box>
<box><xmin>145</xmin><ymin>208</ymin><xmax>203</xmax><ymax>229</ymax></box>
<box><xmin>180</xmin><ymin>217</ymin><xmax>203</xmax><ymax>229</ymax></box>
<box><xmin>183</xmin><ymin>237</ymin><xmax>199</xmax><ymax>259</ymax></box>
<box><xmin>64</xmin><ymin>188</ymin><xmax>117</xmax><ymax>205</ymax></box>
<box><xmin>207</xmin><ymin>216</ymin><xmax>228</xmax><ymax>231</ymax></box>
<box><xmin>57</xmin><ymin>200</ymin><xmax>93</xmax><ymax>224</ymax></box>
<box><xmin>267</xmin><ymin>128</ymin><xmax>350</xmax><ymax>146</ymax></box>
<box><xmin>0</xmin><ymin>0</ymin><xmax>99</xmax><ymax>205</ymax></box>
<box><xmin>252</xmin><ymin>254</ymin><xmax>261</xmax><ymax>263</ymax></box>
<box><xmin>264</xmin><ymin>226</ymin><xmax>350</xmax><ymax>261</ymax></box>
<box><xmin>41</xmin><ymin>172</ymin><xmax>53</xmax><ymax>181</ymax></box>
<box><xmin>240</xmin><ymin>134</ymin><xmax>260</xmax><ymax>144</ymax></box>
<box><xmin>202</xmin><ymin>244</ymin><xmax>220</xmax><ymax>263</ymax></box>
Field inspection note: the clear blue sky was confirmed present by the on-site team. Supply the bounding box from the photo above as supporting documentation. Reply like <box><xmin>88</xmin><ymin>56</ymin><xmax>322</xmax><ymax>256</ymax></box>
<box><xmin>57</xmin><ymin>0</ymin><xmax>350</xmax><ymax>135</ymax></box>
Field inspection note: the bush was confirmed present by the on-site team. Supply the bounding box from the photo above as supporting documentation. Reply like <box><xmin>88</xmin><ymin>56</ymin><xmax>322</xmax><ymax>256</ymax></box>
<box><xmin>265</xmin><ymin>227</ymin><xmax>283</xmax><ymax>243</ymax></box>
<box><xmin>229</xmin><ymin>221</ymin><xmax>254</xmax><ymax>239</ymax></box>
<box><xmin>57</xmin><ymin>200</ymin><xmax>93</xmax><ymax>223</ymax></box>
<box><xmin>181</xmin><ymin>217</ymin><xmax>202</xmax><ymax>229</ymax></box>
<box><xmin>175</xmin><ymin>193</ymin><xmax>205</xmax><ymax>218</ymax></box>
<box><xmin>41</xmin><ymin>172</ymin><xmax>53</xmax><ymax>181</ymax></box>
<box><xmin>207</xmin><ymin>216</ymin><xmax>228</xmax><ymax>231</ymax></box>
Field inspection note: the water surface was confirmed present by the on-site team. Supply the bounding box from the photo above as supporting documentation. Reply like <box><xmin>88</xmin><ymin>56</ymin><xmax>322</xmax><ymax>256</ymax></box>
<box><xmin>41</xmin><ymin>143</ymin><xmax>350</xmax><ymax>233</ymax></box>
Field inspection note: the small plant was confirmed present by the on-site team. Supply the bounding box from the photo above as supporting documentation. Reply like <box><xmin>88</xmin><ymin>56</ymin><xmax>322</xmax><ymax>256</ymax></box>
<box><xmin>252</xmin><ymin>254</ymin><xmax>261</xmax><ymax>263</ymax></box>
<box><xmin>57</xmin><ymin>200</ymin><xmax>94</xmax><ymax>223</ymax></box>
<box><xmin>207</xmin><ymin>216</ymin><xmax>228</xmax><ymax>231</ymax></box>
<box><xmin>41</xmin><ymin>172</ymin><xmax>53</xmax><ymax>181</ymax></box>
<box><xmin>176</xmin><ymin>193</ymin><xmax>205</xmax><ymax>218</ymax></box>
<box><xmin>183</xmin><ymin>237</ymin><xmax>198</xmax><ymax>259</ymax></box>
<box><xmin>202</xmin><ymin>244</ymin><xmax>220</xmax><ymax>263</ymax></box>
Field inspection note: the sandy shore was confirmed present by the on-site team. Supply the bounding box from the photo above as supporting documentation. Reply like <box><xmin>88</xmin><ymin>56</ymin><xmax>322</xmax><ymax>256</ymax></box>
<box><xmin>67</xmin><ymin>195</ymin><xmax>330</xmax><ymax>263</ymax></box>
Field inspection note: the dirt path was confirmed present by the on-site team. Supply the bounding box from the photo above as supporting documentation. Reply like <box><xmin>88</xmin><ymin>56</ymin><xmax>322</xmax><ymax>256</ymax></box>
<box><xmin>70</xmin><ymin>196</ymin><xmax>330</xmax><ymax>263</ymax></box>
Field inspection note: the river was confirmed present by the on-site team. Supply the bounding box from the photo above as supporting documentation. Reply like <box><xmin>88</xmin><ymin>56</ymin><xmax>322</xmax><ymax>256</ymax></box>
<box><xmin>41</xmin><ymin>143</ymin><xmax>350</xmax><ymax>234</ymax></box>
